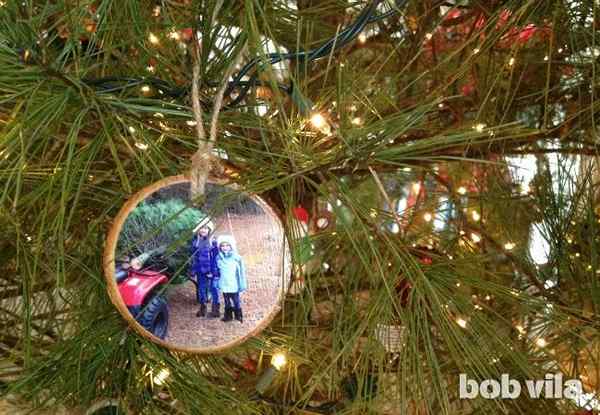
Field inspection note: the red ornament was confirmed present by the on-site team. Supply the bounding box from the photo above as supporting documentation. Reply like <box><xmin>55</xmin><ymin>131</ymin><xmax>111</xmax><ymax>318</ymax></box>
<box><xmin>461</xmin><ymin>80</ymin><xmax>476</xmax><ymax>97</ymax></box>
<box><xmin>181</xmin><ymin>28</ymin><xmax>194</xmax><ymax>42</ymax></box>
<box><xmin>241</xmin><ymin>358</ymin><xmax>257</xmax><ymax>374</ymax></box>
<box><xmin>293</xmin><ymin>205</ymin><xmax>309</xmax><ymax>224</ymax></box>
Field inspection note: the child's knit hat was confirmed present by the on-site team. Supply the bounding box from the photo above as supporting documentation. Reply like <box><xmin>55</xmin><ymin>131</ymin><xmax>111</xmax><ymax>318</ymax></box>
<box><xmin>217</xmin><ymin>234</ymin><xmax>237</xmax><ymax>252</ymax></box>
<box><xmin>194</xmin><ymin>216</ymin><xmax>215</xmax><ymax>233</ymax></box>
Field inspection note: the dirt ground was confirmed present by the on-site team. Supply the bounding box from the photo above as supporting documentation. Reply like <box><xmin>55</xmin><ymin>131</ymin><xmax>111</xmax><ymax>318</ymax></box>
<box><xmin>164</xmin><ymin>208</ymin><xmax>289</xmax><ymax>350</ymax></box>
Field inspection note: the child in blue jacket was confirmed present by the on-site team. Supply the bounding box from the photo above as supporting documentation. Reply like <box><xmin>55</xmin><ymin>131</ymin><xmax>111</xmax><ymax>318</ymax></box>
<box><xmin>216</xmin><ymin>235</ymin><xmax>247</xmax><ymax>323</ymax></box>
<box><xmin>190</xmin><ymin>221</ymin><xmax>220</xmax><ymax>318</ymax></box>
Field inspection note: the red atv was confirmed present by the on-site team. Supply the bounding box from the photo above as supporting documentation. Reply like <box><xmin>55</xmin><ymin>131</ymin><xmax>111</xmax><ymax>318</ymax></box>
<box><xmin>115</xmin><ymin>253</ymin><xmax>169</xmax><ymax>339</ymax></box>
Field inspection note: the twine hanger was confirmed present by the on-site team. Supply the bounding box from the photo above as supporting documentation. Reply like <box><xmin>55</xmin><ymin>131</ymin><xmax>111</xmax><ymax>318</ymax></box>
<box><xmin>189</xmin><ymin>1</ymin><xmax>247</xmax><ymax>201</ymax></box>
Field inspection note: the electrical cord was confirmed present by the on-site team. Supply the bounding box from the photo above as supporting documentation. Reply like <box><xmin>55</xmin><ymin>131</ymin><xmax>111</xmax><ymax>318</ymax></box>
<box><xmin>82</xmin><ymin>0</ymin><xmax>406</xmax><ymax>110</ymax></box>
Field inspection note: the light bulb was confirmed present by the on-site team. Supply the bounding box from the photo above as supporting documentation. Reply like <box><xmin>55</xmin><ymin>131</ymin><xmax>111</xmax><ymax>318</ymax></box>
<box><xmin>535</xmin><ymin>338</ymin><xmax>547</xmax><ymax>348</ymax></box>
<box><xmin>310</xmin><ymin>113</ymin><xmax>326</xmax><ymax>129</ymax></box>
<box><xmin>457</xmin><ymin>186</ymin><xmax>467</xmax><ymax>195</ymax></box>
<box><xmin>423</xmin><ymin>212</ymin><xmax>432</xmax><ymax>222</ymax></box>
<box><xmin>271</xmin><ymin>353</ymin><xmax>287</xmax><ymax>370</ymax></box>
<box><xmin>456</xmin><ymin>318</ymin><xmax>467</xmax><ymax>328</ymax></box>
<box><xmin>153</xmin><ymin>368</ymin><xmax>170</xmax><ymax>385</ymax></box>
<box><xmin>148</xmin><ymin>33</ymin><xmax>160</xmax><ymax>45</ymax></box>
<box><xmin>504</xmin><ymin>242</ymin><xmax>515</xmax><ymax>250</ymax></box>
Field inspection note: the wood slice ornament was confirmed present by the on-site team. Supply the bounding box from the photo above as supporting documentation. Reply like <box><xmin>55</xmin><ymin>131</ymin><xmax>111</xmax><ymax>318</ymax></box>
<box><xmin>103</xmin><ymin>173</ymin><xmax>291</xmax><ymax>353</ymax></box>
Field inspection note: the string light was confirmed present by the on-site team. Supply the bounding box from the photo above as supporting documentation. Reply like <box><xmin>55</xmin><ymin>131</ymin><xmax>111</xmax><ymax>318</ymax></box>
<box><xmin>473</xmin><ymin>48</ymin><xmax>480</xmax><ymax>54</ymax></box>
<box><xmin>457</xmin><ymin>186</ymin><xmax>467</xmax><ymax>195</ymax></box>
<box><xmin>128</xmin><ymin>126</ymin><xmax>137</xmax><ymax>134</ymax></box>
<box><xmin>423</xmin><ymin>212</ymin><xmax>432</xmax><ymax>222</ymax></box>
<box><xmin>456</xmin><ymin>317</ymin><xmax>468</xmax><ymax>328</ymax></box>
<box><xmin>508</xmin><ymin>57</ymin><xmax>515</xmax><ymax>66</ymax></box>
<box><xmin>256</xmin><ymin>352</ymin><xmax>289</xmax><ymax>394</ymax></box>
<box><xmin>425</xmin><ymin>33</ymin><xmax>433</xmax><ymax>40</ymax></box>
<box><xmin>504</xmin><ymin>242</ymin><xmax>515</xmax><ymax>251</ymax></box>
<box><xmin>140</xmin><ymin>85</ymin><xmax>151</xmax><ymax>93</ymax></box>
<box><xmin>168</xmin><ymin>30</ymin><xmax>181</xmax><ymax>41</ymax></box>
<box><xmin>471</xmin><ymin>211</ymin><xmax>481</xmax><ymax>221</ymax></box>
<box><xmin>153</xmin><ymin>368</ymin><xmax>170</xmax><ymax>385</ymax></box>
<box><xmin>535</xmin><ymin>338</ymin><xmax>547</xmax><ymax>348</ymax></box>
<box><xmin>474</xmin><ymin>123</ymin><xmax>486</xmax><ymax>132</ymax></box>
<box><xmin>135</xmin><ymin>142</ymin><xmax>149</xmax><ymax>150</ymax></box>
<box><xmin>358</xmin><ymin>33</ymin><xmax>367</xmax><ymax>43</ymax></box>
<box><xmin>309</xmin><ymin>112</ymin><xmax>330</xmax><ymax>134</ymax></box>
<box><xmin>471</xmin><ymin>233</ymin><xmax>481</xmax><ymax>243</ymax></box>
<box><xmin>186</xmin><ymin>120</ymin><xmax>197</xmax><ymax>126</ymax></box>
<box><xmin>351</xmin><ymin>117</ymin><xmax>363</xmax><ymax>126</ymax></box>
<box><xmin>412</xmin><ymin>182</ymin><xmax>421</xmax><ymax>193</ymax></box>
<box><xmin>152</xmin><ymin>5</ymin><xmax>161</xmax><ymax>16</ymax></box>
<box><xmin>146</xmin><ymin>65</ymin><xmax>156</xmax><ymax>73</ymax></box>
<box><xmin>148</xmin><ymin>33</ymin><xmax>160</xmax><ymax>45</ymax></box>
<box><xmin>271</xmin><ymin>352</ymin><xmax>287</xmax><ymax>371</ymax></box>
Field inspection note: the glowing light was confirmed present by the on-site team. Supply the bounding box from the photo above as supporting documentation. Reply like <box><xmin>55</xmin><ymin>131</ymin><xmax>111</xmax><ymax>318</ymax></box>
<box><xmin>358</xmin><ymin>33</ymin><xmax>367</xmax><ymax>44</ymax></box>
<box><xmin>322</xmin><ymin>262</ymin><xmax>330</xmax><ymax>271</ymax></box>
<box><xmin>425</xmin><ymin>33</ymin><xmax>433</xmax><ymax>40</ymax></box>
<box><xmin>148</xmin><ymin>33</ymin><xmax>160</xmax><ymax>45</ymax></box>
<box><xmin>544</xmin><ymin>280</ymin><xmax>557</xmax><ymax>289</ymax></box>
<box><xmin>316</xmin><ymin>217</ymin><xmax>329</xmax><ymax>229</ymax></box>
<box><xmin>504</xmin><ymin>242</ymin><xmax>515</xmax><ymax>251</ymax></box>
<box><xmin>515</xmin><ymin>325</ymin><xmax>525</xmax><ymax>334</ymax></box>
<box><xmin>140</xmin><ymin>85</ymin><xmax>151</xmax><ymax>93</ymax></box>
<box><xmin>535</xmin><ymin>338</ymin><xmax>547</xmax><ymax>348</ymax></box>
<box><xmin>135</xmin><ymin>142</ymin><xmax>149</xmax><ymax>150</ymax></box>
<box><xmin>152</xmin><ymin>5</ymin><xmax>161</xmax><ymax>16</ymax></box>
<box><xmin>473</xmin><ymin>48</ymin><xmax>480</xmax><ymax>54</ymax></box>
<box><xmin>474</xmin><ymin>123</ymin><xmax>486</xmax><ymax>132</ymax></box>
<box><xmin>351</xmin><ymin>117</ymin><xmax>362</xmax><ymax>126</ymax></box>
<box><xmin>153</xmin><ymin>368</ymin><xmax>170</xmax><ymax>385</ymax></box>
<box><xmin>456</xmin><ymin>318</ymin><xmax>468</xmax><ymax>328</ymax></box>
<box><xmin>128</xmin><ymin>126</ymin><xmax>137</xmax><ymax>134</ymax></box>
<box><xmin>471</xmin><ymin>233</ymin><xmax>481</xmax><ymax>243</ymax></box>
<box><xmin>544</xmin><ymin>55</ymin><xmax>549</xmax><ymax>61</ymax></box>
<box><xmin>186</xmin><ymin>120</ymin><xmax>197</xmax><ymax>126</ymax></box>
<box><xmin>423</xmin><ymin>212</ymin><xmax>432</xmax><ymax>222</ymax></box>
<box><xmin>168</xmin><ymin>30</ymin><xmax>181</xmax><ymax>41</ymax></box>
<box><xmin>471</xmin><ymin>211</ymin><xmax>481</xmax><ymax>222</ymax></box>
<box><xmin>457</xmin><ymin>186</ymin><xmax>467</xmax><ymax>195</ymax></box>
<box><xmin>309</xmin><ymin>112</ymin><xmax>330</xmax><ymax>133</ymax></box>
<box><xmin>271</xmin><ymin>353</ymin><xmax>287</xmax><ymax>370</ymax></box>
<box><xmin>508</xmin><ymin>57</ymin><xmax>515</xmax><ymax>66</ymax></box>
<box><xmin>146</xmin><ymin>65</ymin><xmax>156</xmax><ymax>73</ymax></box>
<box><xmin>412</xmin><ymin>182</ymin><xmax>421</xmax><ymax>194</ymax></box>
<box><xmin>390</xmin><ymin>223</ymin><xmax>400</xmax><ymax>234</ymax></box>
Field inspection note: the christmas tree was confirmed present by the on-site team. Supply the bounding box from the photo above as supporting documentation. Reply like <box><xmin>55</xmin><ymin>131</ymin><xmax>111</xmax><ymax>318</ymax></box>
<box><xmin>1</xmin><ymin>0</ymin><xmax>600</xmax><ymax>413</ymax></box>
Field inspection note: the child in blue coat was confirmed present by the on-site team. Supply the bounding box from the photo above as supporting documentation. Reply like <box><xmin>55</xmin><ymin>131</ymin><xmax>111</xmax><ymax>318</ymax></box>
<box><xmin>216</xmin><ymin>235</ymin><xmax>247</xmax><ymax>323</ymax></box>
<box><xmin>190</xmin><ymin>221</ymin><xmax>220</xmax><ymax>318</ymax></box>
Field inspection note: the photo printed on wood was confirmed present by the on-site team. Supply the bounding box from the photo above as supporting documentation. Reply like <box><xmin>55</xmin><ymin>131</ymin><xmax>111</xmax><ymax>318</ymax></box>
<box><xmin>104</xmin><ymin>176</ymin><xmax>291</xmax><ymax>353</ymax></box>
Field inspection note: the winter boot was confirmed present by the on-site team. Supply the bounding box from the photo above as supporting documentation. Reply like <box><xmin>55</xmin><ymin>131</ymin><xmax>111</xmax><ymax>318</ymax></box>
<box><xmin>208</xmin><ymin>303</ymin><xmax>221</xmax><ymax>318</ymax></box>
<box><xmin>196</xmin><ymin>304</ymin><xmax>207</xmax><ymax>317</ymax></box>
<box><xmin>221</xmin><ymin>306</ymin><xmax>233</xmax><ymax>322</ymax></box>
<box><xmin>234</xmin><ymin>307</ymin><xmax>243</xmax><ymax>323</ymax></box>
